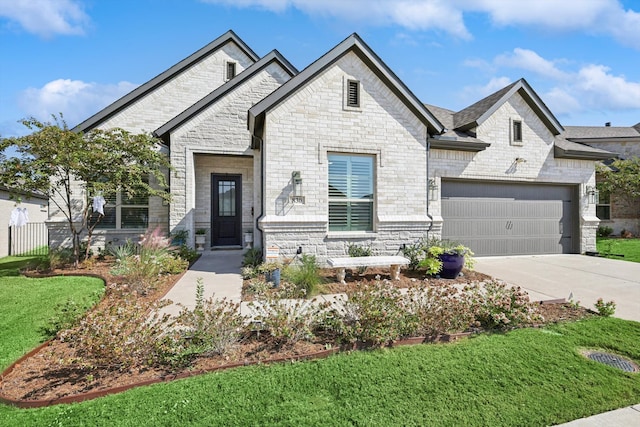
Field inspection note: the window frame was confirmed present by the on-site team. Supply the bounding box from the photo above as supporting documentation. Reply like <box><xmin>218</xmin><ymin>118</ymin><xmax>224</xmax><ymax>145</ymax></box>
<box><xmin>343</xmin><ymin>77</ymin><xmax>362</xmax><ymax>111</ymax></box>
<box><xmin>225</xmin><ymin>61</ymin><xmax>237</xmax><ymax>80</ymax></box>
<box><xmin>596</xmin><ymin>186</ymin><xmax>611</xmax><ymax>221</ymax></box>
<box><xmin>328</xmin><ymin>153</ymin><xmax>375</xmax><ymax>232</ymax></box>
<box><xmin>93</xmin><ymin>179</ymin><xmax>150</xmax><ymax>230</ymax></box>
<box><xmin>511</xmin><ymin>119</ymin><xmax>523</xmax><ymax>145</ymax></box>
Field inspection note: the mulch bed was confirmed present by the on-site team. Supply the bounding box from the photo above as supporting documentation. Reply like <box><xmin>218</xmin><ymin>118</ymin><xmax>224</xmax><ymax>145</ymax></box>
<box><xmin>0</xmin><ymin>262</ymin><xmax>596</xmax><ymax>406</ymax></box>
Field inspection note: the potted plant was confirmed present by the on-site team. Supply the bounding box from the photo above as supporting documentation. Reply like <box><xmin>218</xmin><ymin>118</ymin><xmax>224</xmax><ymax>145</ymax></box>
<box><xmin>418</xmin><ymin>239</ymin><xmax>474</xmax><ymax>279</ymax></box>
<box><xmin>195</xmin><ymin>228</ymin><xmax>207</xmax><ymax>251</ymax></box>
<box><xmin>257</xmin><ymin>261</ymin><xmax>283</xmax><ymax>287</ymax></box>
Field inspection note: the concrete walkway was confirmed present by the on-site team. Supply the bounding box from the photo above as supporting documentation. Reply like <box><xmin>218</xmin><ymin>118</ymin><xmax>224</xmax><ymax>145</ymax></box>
<box><xmin>160</xmin><ymin>249</ymin><xmax>243</xmax><ymax>317</ymax></box>
<box><xmin>162</xmin><ymin>250</ymin><xmax>639</xmax><ymax>426</ymax></box>
<box><xmin>474</xmin><ymin>254</ymin><xmax>640</xmax><ymax>322</ymax></box>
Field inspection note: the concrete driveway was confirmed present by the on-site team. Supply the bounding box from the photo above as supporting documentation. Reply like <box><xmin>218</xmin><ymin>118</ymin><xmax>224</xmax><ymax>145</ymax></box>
<box><xmin>474</xmin><ymin>254</ymin><xmax>640</xmax><ymax>322</ymax></box>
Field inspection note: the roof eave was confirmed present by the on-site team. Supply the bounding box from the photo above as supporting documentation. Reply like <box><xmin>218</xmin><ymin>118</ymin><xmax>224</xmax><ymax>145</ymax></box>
<box><xmin>554</xmin><ymin>145</ymin><xmax>618</xmax><ymax>160</ymax></box>
<box><xmin>430</xmin><ymin>137</ymin><xmax>491</xmax><ymax>152</ymax></box>
<box><xmin>74</xmin><ymin>30</ymin><xmax>260</xmax><ymax>133</ymax></box>
<box><xmin>248</xmin><ymin>33</ymin><xmax>444</xmax><ymax>140</ymax></box>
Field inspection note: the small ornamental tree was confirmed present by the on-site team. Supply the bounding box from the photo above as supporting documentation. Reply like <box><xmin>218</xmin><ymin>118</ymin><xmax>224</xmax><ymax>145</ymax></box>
<box><xmin>597</xmin><ymin>157</ymin><xmax>640</xmax><ymax>233</ymax></box>
<box><xmin>0</xmin><ymin>115</ymin><xmax>172</xmax><ymax>265</ymax></box>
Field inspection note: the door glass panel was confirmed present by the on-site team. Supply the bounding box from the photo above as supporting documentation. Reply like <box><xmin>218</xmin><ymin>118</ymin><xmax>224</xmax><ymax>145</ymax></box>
<box><xmin>218</xmin><ymin>180</ymin><xmax>236</xmax><ymax>217</ymax></box>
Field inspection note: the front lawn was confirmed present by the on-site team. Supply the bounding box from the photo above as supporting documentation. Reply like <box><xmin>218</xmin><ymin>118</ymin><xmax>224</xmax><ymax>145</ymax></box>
<box><xmin>597</xmin><ymin>238</ymin><xmax>640</xmax><ymax>263</ymax></box>
<box><xmin>1</xmin><ymin>314</ymin><xmax>638</xmax><ymax>426</ymax></box>
<box><xmin>0</xmin><ymin>275</ymin><xmax>104</xmax><ymax>370</ymax></box>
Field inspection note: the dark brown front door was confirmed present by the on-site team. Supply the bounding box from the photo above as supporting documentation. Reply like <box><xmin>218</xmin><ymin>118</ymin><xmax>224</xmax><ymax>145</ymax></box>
<box><xmin>211</xmin><ymin>174</ymin><xmax>242</xmax><ymax>247</ymax></box>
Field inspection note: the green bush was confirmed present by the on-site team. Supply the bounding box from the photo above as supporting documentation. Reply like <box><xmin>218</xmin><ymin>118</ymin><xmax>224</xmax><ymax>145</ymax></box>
<box><xmin>59</xmin><ymin>296</ymin><xmax>176</xmax><ymax>369</ymax></box>
<box><xmin>174</xmin><ymin>281</ymin><xmax>246</xmax><ymax>357</ymax></box>
<box><xmin>406</xmin><ymin>283</ymin><xmax>475</xmax><ymax>336</ymax></box>
<box><xmin>339</xmin><ymin>281</ymin><xmax>416</xmax><ymax>346</ymax></box>
<box><xmin>242</xmin><ymin>248</ymin><xmax>263</xmax><ymax>267</ymax></box>
<box><xmin>465</xmin><ymin>281</ymin><xmax>542</xmax><ymax>329</ymax></box>
<box><xmin>282</xmin><ymin>254</ymin><xmax>323</xmax><ymax>297</ymax></box>
<box><xmin>597</xmin><ymin>225</ymin><xmax>613</xmax><ymax>237</ymax></box>
<box><xmin>594</xmin><ymin>298</ymin><xmax>616</xmax><ymax>317</ymax></box>
<box><xmin>248</xmin><ymin>283</ymin><xmax>330</xmax><ymax>348</ymax></box>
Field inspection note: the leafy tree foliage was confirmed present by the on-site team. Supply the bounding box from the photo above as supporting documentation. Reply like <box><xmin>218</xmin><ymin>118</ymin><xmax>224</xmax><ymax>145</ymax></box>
<box><xmin>0</xmin><ymin>115</ymin><xmax>172</xmax><ymax>264</ymax></box>
<box><xmin>597</xmin><ymin>156</ymin><xmax>640</xmax><ymax>231</ymax></box>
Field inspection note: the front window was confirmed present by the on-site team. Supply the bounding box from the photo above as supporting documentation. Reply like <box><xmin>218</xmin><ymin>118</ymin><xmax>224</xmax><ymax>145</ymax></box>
<box><xmin>94</xmin><ymin>178</ymin><xmax>149</xmax><ymax>229</ymax></box>
<box><xmin>596</xmin><ymin>186</ymin><xmax>611</xmax><ymax>220</ymax></box>
<box><xmin>328</xmin><ymin>154</ymin><xmax>374</xmax><ymax>231</ymax></box>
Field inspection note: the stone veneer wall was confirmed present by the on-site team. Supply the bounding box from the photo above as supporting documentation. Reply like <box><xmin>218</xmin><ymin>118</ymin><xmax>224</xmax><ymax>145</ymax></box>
<box><xmin>168</xmin><ymin>63</ymin><xmax>292</xmax><ymax>247</ymax></box>
<box><xmin>428</xmin><ymin>94</ymin><xmax>599</xmax><ymax>253</ymax></box>
<box><xmin>258</xmin><ymin>52</ymin><xmax>432</xmax><ymax>262</ymax></box>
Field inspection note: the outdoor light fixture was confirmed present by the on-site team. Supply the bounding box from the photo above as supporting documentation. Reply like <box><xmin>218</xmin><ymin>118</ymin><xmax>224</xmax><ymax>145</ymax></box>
<box><xmin>586</xmin><ymin>185</ymin><xmax>599</xmax><ymax>205</ymax></box>
<box><xmin>290</xmin><ymin>171</ymin><xmax>305</xmax><ymax>204</ymax></box>
<box><xmin>428</xmin><ymin>179</ymin><xmax>439</xmax><ymax>201</ymax></box>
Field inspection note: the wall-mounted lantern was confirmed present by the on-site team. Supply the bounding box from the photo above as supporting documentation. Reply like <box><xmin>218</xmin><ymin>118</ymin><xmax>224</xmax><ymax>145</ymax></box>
<box><xmin>428</xmin><ymin>179</ymin><xmax>439</xmax><ymax>201</ymax></box>
<box><xmin>586</xmin><ymin>185</ymin><xmax>599</xmax><ymax>205</ymax></box>
<box><xmin>290</xmin><ymin>171</ymin><xmax>305</xmax><ymax>204</ymax></box>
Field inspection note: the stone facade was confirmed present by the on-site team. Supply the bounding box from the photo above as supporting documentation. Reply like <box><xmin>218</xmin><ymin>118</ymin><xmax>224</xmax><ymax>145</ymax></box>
<box><xmin>259</xmin><ymin>52</ymin><xmax>432</xmax><ymax>260</ymax></box>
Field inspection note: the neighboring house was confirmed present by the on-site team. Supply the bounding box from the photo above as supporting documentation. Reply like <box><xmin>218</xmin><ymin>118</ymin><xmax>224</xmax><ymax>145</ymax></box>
<box><xmin>562</xmin><ymin>123</ymin><xmax>640</xmax><ymax>235</ymax></box>
<box><xmin>1</xmin><ymin>186</ymin><xmax>48</xmax><ymax>257</ymax></box>
<box><xmin>48</xmin><ymin>30</ymin><xmax>616</xmax><ymax>260</ymax></box>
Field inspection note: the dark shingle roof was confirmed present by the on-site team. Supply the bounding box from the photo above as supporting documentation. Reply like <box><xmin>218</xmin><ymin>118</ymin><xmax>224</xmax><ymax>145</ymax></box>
<box><xmin>452</xmin><ymin>78</ymin><xmax>563</xmax><ymax>136</ymax></box>
<box><xmin>562</xmin><ymin>125</ymin><xmax>640</xmax><ymax>139</ymax></box>
<box><xmin>74</xmin><ymin>30</ymin><xmax>260</xmax><ymax>133</ymax></box>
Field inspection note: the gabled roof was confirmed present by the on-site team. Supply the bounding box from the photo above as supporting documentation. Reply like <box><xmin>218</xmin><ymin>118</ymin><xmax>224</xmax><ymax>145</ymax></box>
<box><xmin>248</xmin><ymin>33</ymin><xmax>444</xmax><ymax>144</ymax></box>
<box><xmin>453</xmin><ymin>78</ymin><xmax>564</xmax><ymax>136</ymax></box>
<box><xmin>424</xmin><ymin>103</ymin><xmax>490</xmax><ymax>151</ymax></box>
<box><xmin>554</xmin><ymin>138</ymin><xmax>618</xmax><ymax>160</ymax></box>
<box><xmin>562</xmin><ymin>125</ymin><xmax>640</xmax><ymax>140</ymax></box>
<box><xmin>74</xmin><ymin>30</ymin><xmax>260</xmax><ymax>133</ymax></box>
<box><xmin>154</xmin><ymin>50</ymin><xmax>297</xmax><ymax>140</ymax></box>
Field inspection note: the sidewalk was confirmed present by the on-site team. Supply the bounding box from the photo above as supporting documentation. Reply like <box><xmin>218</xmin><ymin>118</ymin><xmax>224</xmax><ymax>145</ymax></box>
<box><xmin>162</xmin><ymin>250</ymin><xmax>639</xmax><ymax>426</ymax></box>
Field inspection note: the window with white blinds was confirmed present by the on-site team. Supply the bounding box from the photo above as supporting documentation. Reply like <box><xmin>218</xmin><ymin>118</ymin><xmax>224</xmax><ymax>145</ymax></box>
<box><xmin>328</xmin><ymin>154</ymin><xmax>374</xmax><ymax>231</ymax></box>
<box><xmin>94</xmin><ymin>177</ymin><xmax>150</xmax><ymax>229</ymax></box>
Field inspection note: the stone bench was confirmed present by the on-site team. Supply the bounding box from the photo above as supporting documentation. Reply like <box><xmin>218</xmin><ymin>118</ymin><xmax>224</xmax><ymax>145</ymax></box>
<box><xmin>326</xmin><ymin>255</ymin><xmax>410</xmax><ymax>284</ymax></box>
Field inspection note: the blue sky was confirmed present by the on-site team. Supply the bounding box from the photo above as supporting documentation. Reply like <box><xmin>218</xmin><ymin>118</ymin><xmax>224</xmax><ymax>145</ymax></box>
<box><xmin>1</xmin><ymin>0</ymin><xmax>639</xmax><ymax>138</ymax></box>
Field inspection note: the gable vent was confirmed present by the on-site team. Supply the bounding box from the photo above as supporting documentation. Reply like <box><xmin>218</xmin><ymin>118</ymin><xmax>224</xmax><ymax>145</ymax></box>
<box><xmin>347</xmin><ymin>80</ymin><xmax>360</xmax><ymax>107</ymax></box>
<box><xmin>226</xmin><ymin>62</ymin><xmax>237</xmax><ymax>80</ymax></box>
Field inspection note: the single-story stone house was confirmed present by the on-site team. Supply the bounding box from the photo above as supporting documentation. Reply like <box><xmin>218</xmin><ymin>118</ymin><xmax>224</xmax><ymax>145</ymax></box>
<box><xmin>51</xmin><ymin>30</ymin><xmax>617</xmax><ymax>260</ymax></box>
<box><xmin>561</xmin><ymin>124</ymin><xmax>640</xmax><ymax>236</ymax></box>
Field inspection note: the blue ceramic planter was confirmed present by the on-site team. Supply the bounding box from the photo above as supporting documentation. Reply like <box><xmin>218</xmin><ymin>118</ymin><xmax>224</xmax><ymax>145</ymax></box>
<box><xmin>438</xmin><ymin>253</ymin><xmax>465</xmax><ymax>279</ymax></box>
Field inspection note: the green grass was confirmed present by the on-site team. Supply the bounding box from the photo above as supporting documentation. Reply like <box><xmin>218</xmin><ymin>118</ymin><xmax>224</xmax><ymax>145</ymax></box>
<box><xmin>1</xmin><ymin>317</ymin><xmax>638</xmax><ymax>426</ymax></box>
<box><xmin>597</xmin><ymin>238</ymin><xmax>640</xmax><ymax>262</ymax></box>
<box><xmin>0</xmin><ymin>255</ymin><xmax>46</xmax><ymax>277</ymax></box>
<box><xmin>0</xmin><ymin>275</ymin><xmax>104</xmax><ymax>370</ymax></box>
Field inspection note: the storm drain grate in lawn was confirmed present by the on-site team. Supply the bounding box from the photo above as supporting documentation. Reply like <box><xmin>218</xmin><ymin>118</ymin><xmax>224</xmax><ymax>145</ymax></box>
<box><xmin>585</xmin><ymin>351</ymin><xmax>639</xmax><ymax>373</ymax></box>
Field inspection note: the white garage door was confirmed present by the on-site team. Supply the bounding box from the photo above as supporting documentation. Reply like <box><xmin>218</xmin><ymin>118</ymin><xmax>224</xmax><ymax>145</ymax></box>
<box><xmin>441</xmin><ymin>180</ymin><xmax>577</xmax><ymax>256</ymax></box>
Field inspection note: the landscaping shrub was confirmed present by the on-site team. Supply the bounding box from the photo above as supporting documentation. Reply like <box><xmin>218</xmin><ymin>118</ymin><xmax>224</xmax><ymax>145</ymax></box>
<box><xmin>41</xmin><ymin>290</ymin><xmax>104</xmax><ymax>337</ymax></box>
<box><xmin>597</xmin><ymin>225</ymin><xmax>613</xmax><ymax>237</ymax></box>
<box><xmin>465</xmin><ymin>281</ymin><xmax>542</xmax><ymax>329</ymax></box>
<box><xmin>174</xmin><ymin>281</ymin><xmax>246</xmax><ymax>357</ymax></box>
<box><xmin>109</xmin><ymin>227</ymin><xmax>188</xmax><ymax>293</ymax></box>
<box><xmin>594</xmin><ymin>298</ymin><xmax>616</xmax><ymax>317</ymax></box>
<box><xmin>242</xmin><ymin>247</ymin><xmax>263</xmax><ymax>268</ymax></box>
<box><xmin>339</xmin><ymin>280</ymin><xmax>416</xmax><ymax>346</ymax></box>
<box><xmin>401</xmin><ymin>239</ymin><xmax>428</xmax><ymax>270</ymax></box>
<box><xmin>59</xmin><ymin>294</ymin><xmax>176</xmax><ymax>369</ymax></box>
<box><xmin>282</xmin><ymin>254</ymin><xmax>323</xmax><ymax>296</ymax></box>
<box><xmin>248</xmin><ymin>283</ymin><xmax>330</xmax><ymax>348</ymax></box>
<box><xmin>405</xmin><ymin>282</ymin><xmax>475</xmax><ymax>336</ymax></box>
<box><xmin>347</xmin><ymin>243</ymin><xmax>372</xmax><ymax>274</ymax></box>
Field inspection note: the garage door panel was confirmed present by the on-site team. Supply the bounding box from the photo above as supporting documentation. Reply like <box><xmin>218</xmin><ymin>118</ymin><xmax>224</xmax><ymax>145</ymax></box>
<box><xmin>441</xmin><ymin>181</ymin><xmax>576</xmax><ymax>256</ymax></box>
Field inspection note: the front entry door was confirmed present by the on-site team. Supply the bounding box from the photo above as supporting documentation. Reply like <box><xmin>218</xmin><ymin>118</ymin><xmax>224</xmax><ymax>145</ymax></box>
<box><xmin>211</xmin><ymin>174</ymin><xmax>242</xmax><ymax>247</ymax></box>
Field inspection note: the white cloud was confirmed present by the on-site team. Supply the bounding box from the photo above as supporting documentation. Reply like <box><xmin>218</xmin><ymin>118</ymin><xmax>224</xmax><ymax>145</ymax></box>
<box><xmin>471</xmin><ymin>48</ymin><xmax>640</xmax><ymax>117</ymax></box>
<box><xmin>495</xmin><ymin>48</ymin><xmax>570</xmax><ymax>81</ymax></box>
<box><xmin>201</xmin><ymin>0</ymin><xmax>472</xmax><ymax>39</ymax></box>
<box><xmin>18</xmin><ymin>79</ymin><xmax>138</xmax><ymax>127</ymax></box>
<box><xmin>201</xmin><ymin>0</ymin><xmax>640</xmax><ymax>49</ymax></box>
<box><xmin>474</xmin><ymin>0</ymin><xmax>640</xmax><ymax>49</ymax></box>
<box><xmin>459</xmin><ymin>76</ymin><xmax>512</xmax><ymax>105</ymax></box>
<box><xmin>0</xmin><ymin>0</ymin><xmax>89</xmax><ymax>37</ymax></box>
